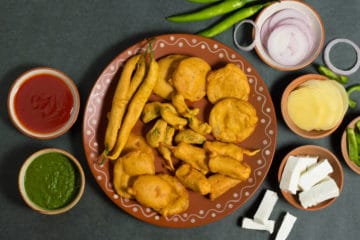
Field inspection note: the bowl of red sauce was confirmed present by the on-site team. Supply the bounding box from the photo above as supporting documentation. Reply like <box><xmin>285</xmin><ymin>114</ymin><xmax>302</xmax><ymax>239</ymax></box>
<box><xmin>18</xmin><ymin>148</ymin><xmax>85</xmax><ymax>215</ymax></box>
<box><xmin>7</xmin><ymin>67</ymin><xmax>80</xmax><ymax>139</ymax></box>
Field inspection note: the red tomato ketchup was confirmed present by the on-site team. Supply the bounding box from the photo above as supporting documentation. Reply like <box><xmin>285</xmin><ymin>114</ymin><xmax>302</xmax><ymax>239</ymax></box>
<box><xmin>13</xmin><ymin>73</ymin><xmax>74</xmax><ymax>134</ymax></box>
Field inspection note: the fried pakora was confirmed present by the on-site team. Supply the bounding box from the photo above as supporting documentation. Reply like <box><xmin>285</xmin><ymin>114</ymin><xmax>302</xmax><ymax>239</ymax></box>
<box><xmin>129</xmin><ymin>174</ymin><xmax>189</xmax><ymax>216</ymax></box>
<box><xmin>209</xmin><ymin>98</ymin><xmax>258</xmax><ymax>143</ymax></box>
<box><xmin>153</xmin><ymin>54</ymin><xmax>187</xmax><ymax>99</ymax></box>
<box><xmin>204</xmin><ymin>141</ymin><xmax>259</xmax><ymax>161</ymax></box>
<box><xmin>208</xmin><ymin>174</ymin><xmax>241</xmax><ymax>200</ymax></box>
<box><xmin>206</xmin><ymin>63</ymin><xmax>250</xmax><ymax>103</ymax></box>
<box><xmin>171</xmin><ymin>142</ymin><xmax>209</xmax><ymax>175</ymax></box>
<box><xmin>175</xmin><ymin>163</ymin><xmax>210</xmax><ymax>195</ymax></box>
<box><xmin>208</xmin><ymin>155</ymin><xmax>251</xmax><ymax>180</ymax></box>
<box><xmin>171</xmin><ymin>57</ymin><xmax>211</xmax><ymax>102</ymax></box>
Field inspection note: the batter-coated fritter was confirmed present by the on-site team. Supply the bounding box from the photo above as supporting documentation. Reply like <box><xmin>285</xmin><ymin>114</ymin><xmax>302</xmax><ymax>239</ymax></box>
<box><xmin>129</xmin><ymin>174</ymin><xmax>189</xmax><ymax>216</ymax></box>
<box><xmin>171</xmin><ymin>57</ymin><xmax>211</xmax><ymax>102</ymax></box>
<box><xmin>206</xmin><ymin>63</ymin><xmax>250</xmax><ymax>103</ymax></box>
<box><xmin>153</xmin><ymin>54</ymin><xmax>187</xmax><ymax>100</ymax></box>
<box><xmin>204</xmin><ymin>141</ymin><xmax>260</xmax><ymax>161</ymax></box>
<box><xmin>171</xmin><ymin>142</ymin><xmax>209</xmax><ymax>175</ymax></box>
<box><xmin>208</xmin><ymin>174</ymin><xmax>241</xmax><ymax>200</ymax></box>
<box><xmin>209</xmin><ymin>98</ymin><xmax>258</xmax><ymax>143</ymax></box>
<box><xmin>175</xmin><ymin>163</ymin><xmax>210</xmax><ymax>195</ymax></box>
<box><xmin>208</xmin><ymin>155</ymin><xmax>251</xmax><ymax>180</ymax></box>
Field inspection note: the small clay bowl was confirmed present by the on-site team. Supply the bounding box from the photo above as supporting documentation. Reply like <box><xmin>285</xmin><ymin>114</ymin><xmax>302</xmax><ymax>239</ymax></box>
<box><xmin>281</xmin><ymin>74</ymin><xmax>344</xmax><ymax>139</ymax></box>
<box><xmin>7</xmin><ymin>67</ymin><xmax>80</xmax><ymax>140</ymax></box>
<box><xmin>254</xmin><ymin>0</ymin><xmax>325</xmax><ymax>71</ymax></box>
<box><xmin>18</xmin><ymin>148</ymin><xmax>85</xmax><ymax>215</ymax></box>
<box><xmin>278</xmin><ymin>145</ymin><xmax>343</xmax><ymax>211</ymax></box>
<box><xmin>341</xmin><ymin>116</ymin><xmax>360</xmax><ymax>174</ymax></box>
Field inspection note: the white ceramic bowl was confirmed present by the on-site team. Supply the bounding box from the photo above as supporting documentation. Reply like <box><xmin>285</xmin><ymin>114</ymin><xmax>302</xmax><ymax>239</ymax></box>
<box><xmin>254</xmin><ymin>0</ymin><xmax>325</xmax><ymax>71</ymax></box>
<box><xmin>18</xmin><ymin>148</ymin><xmax>85</xmax><ymax>215</ymax></box>
<box><xmin>7</xmin><ymin>67</ymin><xmax>80</xmax><ymax>139</ymax></box>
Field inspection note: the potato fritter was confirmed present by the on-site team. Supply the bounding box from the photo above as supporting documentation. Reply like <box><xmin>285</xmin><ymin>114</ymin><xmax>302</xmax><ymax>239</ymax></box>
<box><xmin>206</xmin><ymin>63</ymin><xmax>250</xmax><ymax>104</ymax></box>
<box><xmin>153</xmin><ymin>54</ymin><xmax>187</xmax><ymax>99</ymax></box>
<box><xmin>209</xmin><ymin>98</ymin><xmax>258</xmax><ymax>143</ymax></box>
<box><xmin>171</xmin><ymin>57</ymin><xmax>211</xmax><ymax>102</ymax></box>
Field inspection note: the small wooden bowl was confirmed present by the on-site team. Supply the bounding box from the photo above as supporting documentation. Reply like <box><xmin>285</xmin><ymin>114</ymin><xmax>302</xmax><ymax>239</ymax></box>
<box><xmin>341</xmin><ymin>116</ymin><xmax>360</xmax><ymax>174</ymax></box>
<box><xmin>278</xmin><ymin>145</ymin><xmax>343</xmax><ymax>211</ymax></box>
<box><xmin>281</xmin><ymin>74</ymin><xmax>344</xmax><ymax>139</ymax></box>
<box><xmin>18</xmin><ymin>148</ymin><xmax>85</xmax><ymax>215</ymax></box>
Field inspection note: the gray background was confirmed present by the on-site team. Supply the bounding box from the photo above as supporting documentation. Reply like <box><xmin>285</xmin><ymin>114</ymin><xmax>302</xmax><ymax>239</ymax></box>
<box><xmin>1</xmin><ymin>0</ymin><xmax>359</xmax><ymax>239</ymax></box>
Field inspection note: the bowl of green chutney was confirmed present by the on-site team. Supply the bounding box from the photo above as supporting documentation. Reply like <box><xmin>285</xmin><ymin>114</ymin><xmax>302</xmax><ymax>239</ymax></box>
<box><xmin>18</xmin><ymin>148</ymin><xmax>85</xmax><ymax>214</ymax></box>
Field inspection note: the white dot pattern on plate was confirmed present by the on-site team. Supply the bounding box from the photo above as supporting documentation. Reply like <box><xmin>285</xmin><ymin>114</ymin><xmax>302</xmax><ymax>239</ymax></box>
<box><xmin>83</xmin><ymin>34</ymin><xmax>277</xmax><ymax>227</ymax></box>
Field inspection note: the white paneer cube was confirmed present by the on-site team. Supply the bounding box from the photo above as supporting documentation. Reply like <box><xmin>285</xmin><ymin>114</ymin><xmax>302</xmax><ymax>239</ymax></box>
<box><xmin>280</xmin><ymin>155</ymin><xmax>318</xmax><ymax>194</ymax></box>
<box><xmin>253</xmin><ymin>189</ymin><xmax>278</xmax><ymax>224</ymax></box>
<box><xmin>299</xmin><ymin>177</ymin><xmax>340</xmax><ymax>208</ymax></box>
<box><xmin>275</xmin><ymin>212</ymin><xmax>297</xmax><ymax>240</ymax></box>
<box><xmin>242</xmin><ymin>217</ymin><xmax>275</xmax><ymax>234</ymax></box>
<box><xmin>298</xmin><ymin>159</ymin><xmax>333</xmax><ymax>191</ymax></box>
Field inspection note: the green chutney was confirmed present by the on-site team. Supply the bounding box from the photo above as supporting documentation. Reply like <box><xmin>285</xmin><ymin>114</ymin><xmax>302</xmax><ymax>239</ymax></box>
<box><xmin>24</xmin><ymin>152</ymin><xmax>80</xmax><ymax>210</ymax></box>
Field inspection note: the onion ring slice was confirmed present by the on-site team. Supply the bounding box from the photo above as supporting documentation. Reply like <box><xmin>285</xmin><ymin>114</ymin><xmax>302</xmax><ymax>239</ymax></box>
<box><xmin>324</xmin><ymin>38</ymin><xmax>360</xmax><ymax>76</ymax></box>
<box><xmin>233</xmin><ymin>19</ymin><xmax>259</xmax><ymax>52</ymax></box>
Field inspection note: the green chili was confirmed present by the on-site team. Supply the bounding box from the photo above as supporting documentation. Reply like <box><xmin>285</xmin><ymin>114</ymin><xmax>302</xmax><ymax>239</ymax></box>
<box><xmin>347</xmin><ymin>128</ymin><xmax>360</xmax><ymax>166</ymax></box>
<box><xmin>356</xmin><ymin>120</ymin><xmax>360</xmax><ymax>132</ymax></box>
<box><xmin>167</xmin><ymin>0</ymin><xmax>257</xmax><ymax>22</ymax></box>
<box><xmin>187</xmin><ymin>0</ymin><xmax>222</xmax><ymax>3</ymax></box>
<box><xmin>197</xmin><ymin>2</ymin><xmax>270</xmax><ymax>38</ymax></box>
<box><xmin>346</xmin><ymin>84</ymin><xmax>360</xmax><ymax>108</ymax></box>
<box><xmin>317</xmin><ymin>64</ymin><xmax>349</xmax><ymax>84</ymax></box>
<box><xmin>355</xmin><ymin>131</ymin><xmax>360</xmax><ymax>153</ymax></box>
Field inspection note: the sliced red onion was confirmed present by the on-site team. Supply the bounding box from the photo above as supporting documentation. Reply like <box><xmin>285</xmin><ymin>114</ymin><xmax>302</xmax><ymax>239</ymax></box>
<box><xmin>267</xmin><ymin>9</ymin><xmax>308</xmax><ymax>30</ymax></box>
<box><xmin>275</xmin><ymin>18</ymin><xmax>313</xmax><ymax>51</ymax></box>
<box><xmin>324</xmin><ymin>38</ymin><xmax>360</xmax><ymax>75</ymax></box>
<box><xmin>260</xmin><ymin>8</ymin><xmax>314</xmax><ymax>67</ymax></box>
<box><xmin>267</xmin><ymin>24</ymin><xmax>309</xmax><ymax>66</ymax></box>
<box><xmin>233</xmin><ymin>19</ymin><xmax>259</xmax><ymax>51</ymax></box>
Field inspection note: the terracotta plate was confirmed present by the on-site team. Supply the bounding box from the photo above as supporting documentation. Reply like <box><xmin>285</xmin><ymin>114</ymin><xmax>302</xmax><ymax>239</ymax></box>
<box><xmin>82</xmin><ymin>34</ymin><xmax>277</xmax><ymax>227</ymax></box>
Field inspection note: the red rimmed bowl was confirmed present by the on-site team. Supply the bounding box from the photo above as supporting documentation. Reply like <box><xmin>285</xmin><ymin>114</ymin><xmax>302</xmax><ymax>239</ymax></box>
<box><xmin>7</xmin><ymin>67</ymin><xmax>80</xmax><ymax>139</ymax></box>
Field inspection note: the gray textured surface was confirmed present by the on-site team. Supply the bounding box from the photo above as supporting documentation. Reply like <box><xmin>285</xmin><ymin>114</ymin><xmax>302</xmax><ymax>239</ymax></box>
<box><xmin>0</xmin><ymin>0</ymin><xmax>359</xmax><ymax>239</ymax></box>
